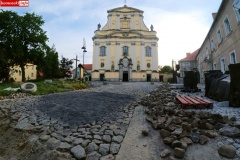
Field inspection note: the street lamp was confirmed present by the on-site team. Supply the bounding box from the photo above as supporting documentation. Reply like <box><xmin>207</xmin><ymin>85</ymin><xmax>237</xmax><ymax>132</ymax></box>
<box><xmin>81</xmin><ymin>38</ymin><xmax>87</xmax><ymax>82</ymax></box>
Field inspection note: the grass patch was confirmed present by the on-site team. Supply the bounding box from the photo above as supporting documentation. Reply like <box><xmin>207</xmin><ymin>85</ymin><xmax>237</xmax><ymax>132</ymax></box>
<box><xmin>0</xmin><ymin>80</ymin><xmax>89</xmax><ymax>96</ymax></box>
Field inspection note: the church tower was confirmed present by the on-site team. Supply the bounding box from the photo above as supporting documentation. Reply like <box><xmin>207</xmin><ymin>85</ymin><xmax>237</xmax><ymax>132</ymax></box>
<box><xmin>92</xmin><ymin>5</ymin><xmax>159</xmax><ymax>81</ymax></box>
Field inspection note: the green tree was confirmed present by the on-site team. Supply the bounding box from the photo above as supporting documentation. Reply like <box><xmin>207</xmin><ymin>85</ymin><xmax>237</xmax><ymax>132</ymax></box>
<box><xmin>42</xmin><ymin>45</ymin><xmax>61</xmax><ymax>79</ymax></box>
<box><xmin>0</xmin><ymin>10</ymin><xmax>48</xmax><ymax>82</ymax></box>
<box><xmin>0</xmin><ymin>47</ymin><xmax>10</xmax><ymax>81</ymax></box>
<box><xmin>159</xmin><ymin>65</ymin><xmax>172</xmax><ymax>73</ymax></box>
<box><xmin>59</xmin><ymin>56</ymin><xmax>73</xmax><ymax>78</ymax></box>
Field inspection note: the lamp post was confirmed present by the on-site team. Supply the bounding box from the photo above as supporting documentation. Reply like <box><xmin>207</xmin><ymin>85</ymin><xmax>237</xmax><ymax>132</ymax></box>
<box><xmin>81</xmin><ymin>38</ymin><xmax>87</xmax><ymax>82</ymax></box>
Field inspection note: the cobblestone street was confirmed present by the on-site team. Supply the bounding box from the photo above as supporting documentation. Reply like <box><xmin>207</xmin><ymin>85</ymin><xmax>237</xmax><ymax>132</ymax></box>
<box><xmin>0</xmin><ymin>82</ymin><xmax>160</xmax><ymax>160</ymax></box>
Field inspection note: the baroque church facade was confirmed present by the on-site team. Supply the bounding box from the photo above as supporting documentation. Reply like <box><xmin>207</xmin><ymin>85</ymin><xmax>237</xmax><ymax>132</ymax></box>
<box><xmin>92</xmin><ymin>5</ymin><xmax>159</xmax><ymax>81</ymax></box>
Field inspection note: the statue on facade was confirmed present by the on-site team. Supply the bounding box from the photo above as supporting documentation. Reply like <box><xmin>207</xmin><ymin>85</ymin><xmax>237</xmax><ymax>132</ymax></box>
<box><xmin>150</xmin><ymin>24</ymin><xmax>154</xmax><ymax>31</ymax></box>
<box><xmin>98</xmin><ymin>23</ymin><xmax>101</xmax><ymax>30</ymax></box>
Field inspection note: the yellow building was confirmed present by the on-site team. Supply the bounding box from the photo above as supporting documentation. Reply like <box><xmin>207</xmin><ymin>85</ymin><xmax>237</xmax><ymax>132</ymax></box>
<box><xmin>10</xmin><ymin>63</ymin><xmax>37</xmax><ymax>82</ymax></box>
<box><xmin>92</xmin><ymin>5</ymin><xmax>159</xmax><ymax>82</ymax></box>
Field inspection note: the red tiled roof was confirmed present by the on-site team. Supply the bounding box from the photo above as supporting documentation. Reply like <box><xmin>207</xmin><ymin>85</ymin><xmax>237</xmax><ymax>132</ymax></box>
<box><xmin>179</xmin><ymin>49</ymin><xmax>199</xmax><ymax>62</ymax></box>
<box><xmin>83</xmin><ymin>64</ymin><xmax>92</xmax><ymax>70</ymax></box>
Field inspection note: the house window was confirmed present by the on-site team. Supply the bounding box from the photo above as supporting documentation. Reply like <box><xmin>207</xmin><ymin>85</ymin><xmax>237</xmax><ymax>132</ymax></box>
<box><xmin>206</xmin><ymin>48</ymin><xmax>210</xmax><ymax>59</ymax></box>
<box><xmin>233</xmin><ymin>0</ymin><xmax>240</xmax><ymax>23</ymax></box>
<box><xmin>19</xmin><ymin>71</ymin><xmax>22</xmax><ymax>76</ymax></box>
<box><xmin>220</xmin><ymin>58</ymin><xmax>226</xmax><ymax>73</ymax></box>
<box><xmin>224</xmin><ymin>17</ymin><xmax>232</xmax><ymax>36</ymax></box>
<box><xmin>26</xmin><ymin>66</ymin><xmax>28</xmax><ymax>69</ymax></box>
<box><xmin>217</xmin><ymin>29</ymin><xmax>222</xmax><ymax>44</ymax></box>
<box><xmin>31</xmin><ymin>73</ymin><xmax>34</xmax><ymax>77</ymax></box>
<box><xmin>230</xmin><ymin>52</ymin><xmax>237</xmax><ymax>64</ymax></box>
<box><xmin>145</xmin><ymin>46</ymin><xmax>151</xmax><ymax>57</ymax></box>
<box><xmin>32</xmin><ymin>66</ymin><xmax>34</xmax><ymax>70</ymax></box>
<box><xmin>213</xmin><ymin>63</ymin><xmax>217</xmax><ymax>70</ymax></box>
<box><xmin>123</xmin><ymin>46</ymin><xmax>129</xmax><ymax>56</ymax></box>
<box><xmin>100</xmin><ymin>46</ymin><xmax>106</xmax><ymax>56</ymax></box>
<box><xmin>210</xmin><ymin>39</ymin><xmax>215</xmax><ymax>51</ymax></box>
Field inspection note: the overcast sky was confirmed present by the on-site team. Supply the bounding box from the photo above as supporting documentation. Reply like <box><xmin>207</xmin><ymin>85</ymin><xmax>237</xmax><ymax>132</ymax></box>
<box><xmin>2</xmin><ymin>0</ymin><xmax>222</xmax><ymax>67</ymax></box>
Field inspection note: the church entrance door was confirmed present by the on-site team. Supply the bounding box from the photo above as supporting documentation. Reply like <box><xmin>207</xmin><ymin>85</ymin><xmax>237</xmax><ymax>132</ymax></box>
<box><xmin>123</xmin><ymin>71</ymin><xmax>128</xmax><ymax>82</ymax></box>
<box><xmin>147</xmin><ymin>74</ymin><xmax>151</xmax><ymax>82</ymax></box>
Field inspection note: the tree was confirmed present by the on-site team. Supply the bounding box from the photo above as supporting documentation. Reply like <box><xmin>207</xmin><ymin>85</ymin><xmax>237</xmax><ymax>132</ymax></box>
<box><xmin>159</xmin><ymin>65</ymin><xmax>172</xmax><ymax>73</ymax></box>
<box><xmin>59</xmin><ymin>56</ymin><xmax>73</xmax><ymax>78</ymax></box>
<box><xmin>42</xmin><ymin>45</ymin><xmax>61</xmax><ymax>79</ymax></box>
<box><xmin>0</xmin><ymin>10</ymin><xmax>48</xmax><ymax>82</ymax></box>
<box><xmin>0</xmin><ymin>47</ymin><xmax>10</xmax><ymax>81</ymax></box>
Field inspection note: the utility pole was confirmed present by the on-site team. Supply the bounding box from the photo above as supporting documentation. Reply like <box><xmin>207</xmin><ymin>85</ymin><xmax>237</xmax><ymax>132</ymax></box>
<box><xmin>72</xmin><ymin>55</ymin><xmax>80</xmax><ymax>79</ymax></box>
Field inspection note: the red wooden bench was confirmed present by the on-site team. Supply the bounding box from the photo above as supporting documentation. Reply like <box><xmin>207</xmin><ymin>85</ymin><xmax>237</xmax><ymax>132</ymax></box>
<box><xmin>176</xmin><ymin>96</ymin><xmax>213</xmax><ymax>109</ymax></box>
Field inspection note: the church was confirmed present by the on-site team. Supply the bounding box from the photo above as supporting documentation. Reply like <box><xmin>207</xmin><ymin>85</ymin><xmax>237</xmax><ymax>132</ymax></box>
<box><xmin>92</xmin><ymin>5</ymin><xmax>159</xmax><ymax>82</ymax></box>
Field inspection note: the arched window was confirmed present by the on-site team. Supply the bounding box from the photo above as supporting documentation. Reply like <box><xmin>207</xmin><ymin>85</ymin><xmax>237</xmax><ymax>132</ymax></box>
<box><xmin>137</xmin><ymin>64</ymin><xmax>140</xmax><ymax>72</ymax></box>
<box><xmin>100</xmin><ymin>46</ymin><xmax>106</xmax><ymax>56</ymax></box>
<box><xmin>146</xmin><ymin>46</ymin><xmax>151</xmax><ymax>57</ymax></box>
<box><xmin>123</xmin><ymin>46</ymin><xmax>129</xmax><ymax>56</ymax></box>
<box><xmin>111</xmin><ymin>64</ymin><xmax>115</xmax><ymax>72</ymax></box>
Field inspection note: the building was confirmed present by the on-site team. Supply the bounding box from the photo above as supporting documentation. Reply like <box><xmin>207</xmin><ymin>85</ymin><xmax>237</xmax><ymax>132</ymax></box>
<box><xmin>179</xmin><ymin>49</ymin><xmax>199</xmax><ymax>78</ymax></box>
<box><xmin>196</xmin><ymin>0</ymin><xmax>240</xmax><ymax>83</ymax></box>
<box><xmin>92</xmin><ymin>5</ymin><xmax>159</xmax><ymax>82</ymax></box>
<box><xmin>10</xmin><ymin>63</ymin><xmax>37</xmax><ymax>82</ymax></box>
<box><xmin>72</xmin><ymin>65</ymin><xmax>84</xmax><ymax>80</ymax></box>
<box><xmin>83</xmin><ymin>64</ymin><xmax>92</xmax><ymax>81</ymax></box>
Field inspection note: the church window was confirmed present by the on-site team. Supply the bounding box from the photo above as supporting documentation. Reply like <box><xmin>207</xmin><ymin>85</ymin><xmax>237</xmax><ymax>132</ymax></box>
<box><xmin>123</xmin><ymin>46</ymin><xmax>129</xmax><ymax>56</ymax></box>
<box><xmin>146</xmin><ymin>46</ymin><xmax>151</xmax><ymax>57</ymax></box>
<box><xmin>147</xmin><ymin>63</ymin><xmax>151</xmax><ymax>68</ymax></box>
<box><xmin>100</xmin><ymin>46</ymin><xmax>106</xmax><ymax>56</ymax></box>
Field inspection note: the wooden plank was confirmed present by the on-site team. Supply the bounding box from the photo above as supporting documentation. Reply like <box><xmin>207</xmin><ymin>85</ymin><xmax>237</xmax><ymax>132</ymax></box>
<box><xmin>176</xmin><ymin>95</ymin><xmax>213</xmax><ymax>109</ymax></box>
<box><xmin>185</xmin><ymin>96</ymin><xmax>200</xmax><ymax>104</ymax></box>
<box><xmin>180</xmin><ymin>96</ymin><xmax>194</xmax><ymax>105</ymax></box>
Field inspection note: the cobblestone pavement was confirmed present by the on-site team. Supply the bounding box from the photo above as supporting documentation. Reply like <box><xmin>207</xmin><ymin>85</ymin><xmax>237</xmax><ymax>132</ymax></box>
<box><xmin>0</xmin><ymin>82</ymin><xmax>160</xmax><ymax>160</ymax></box>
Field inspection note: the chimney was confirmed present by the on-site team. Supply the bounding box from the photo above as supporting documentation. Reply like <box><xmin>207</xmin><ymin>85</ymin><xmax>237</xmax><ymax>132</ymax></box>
<box><xmin>212</xmin><ymin>13</ymin><xmax>217</xmax><ymax>20</ymax></box>
<box><xmin>186</xmin><ymin>52</ymin><xmax>191</xmax><ymax>56</ymax></box>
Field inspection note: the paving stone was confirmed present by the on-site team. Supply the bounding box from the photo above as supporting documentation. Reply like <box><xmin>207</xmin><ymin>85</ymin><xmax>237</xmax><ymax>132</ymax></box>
<box><xmin>71</xmin><ymin>145</ymin><xmax>86</xmax><ymax>160</ymax></box>
<box><xmin>71</xmin><ymin>138</ymin><xmax>83</xmax><ymax>145</ymax></box>
<box><xmin>93</xmin><ymin>135</ymin><xmax>102</xmax><ymax>140</ymax></box>
<box><xmin>102</xmin><ymin>135</ymin><xmax>111</xmax><ymax>143</ymax></box>
<box><xmin>105</xmin><ymin>130</ymin><xmax>114</xmax><ymax>136</ymax></box>
<box><xmin>47</xmin><ymin>137</ymin><xmax>61</xmax><ymax>149</ymax></box>
<box><xmin>86</xmin><ymin>151</ymin><xmax>101</xmax><ymax>160</ymax></box>
<box><xmin>112</xmin><ymin>136</ymin><xmax>123</xmax><ymax>143</ymax></box>
<box><xmin>39</xmin><ymin>135</ymin><xmax>50</xmax><ymax>141</ymax></box>
<box><xmin>110</xmin><ymin>143</ymin><xmax>120</xmax><ymax>155</ymax></box>
<box><xmin>218</xmin><ymin>144</ymin><xmax>236</xmax><ymax>159</ymax></box>
<box><xmin>86</xmin><ymin>142</ymin><xmax>99</xmax><ymax>153</ymax></box>
<box><xmin>58</xmin><ymin>142</ymin><xmax>72</xmax><ymax>151</ymax></box>
<box><xmin>99</xmin><ymin>144</ymin><xmax>110</xmax><ymax>156</ymax></box>
<box><xmin>82</xmin><ymin>139</ymin><xmax>91</xmax><ymax>147</ymax></box>
<box><xmin>100</xmin><ymin>154</ymin><xmax>115</xmax><ymax>160</ymax></box>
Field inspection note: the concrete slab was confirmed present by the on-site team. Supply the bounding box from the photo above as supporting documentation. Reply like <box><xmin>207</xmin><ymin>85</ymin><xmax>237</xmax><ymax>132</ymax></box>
<box><xmin>116</xmin><ymin>106</ymin><xmax>163</xmax><ymax>160</ymax></box>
